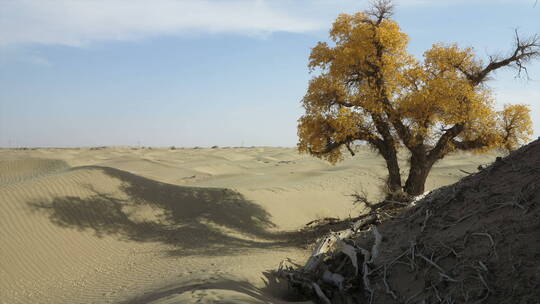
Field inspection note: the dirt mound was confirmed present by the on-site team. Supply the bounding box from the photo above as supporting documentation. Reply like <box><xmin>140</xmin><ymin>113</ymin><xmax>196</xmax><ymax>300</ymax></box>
<box><xmin>281</xmin><ymin>139</ymin><xmax>540</xmax><ymax>303</ymax></box>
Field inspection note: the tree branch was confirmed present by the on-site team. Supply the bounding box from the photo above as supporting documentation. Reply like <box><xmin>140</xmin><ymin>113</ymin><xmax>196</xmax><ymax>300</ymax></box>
<box><xmin>386</xmin><ymin>104</ymin><xmax>415</xmax><ymax>148</ymax></box>
<box><xmin>428</xmin><ymin>123</ymin><xmax>465</xmax><ymax>161</ymax></box>
<box><xmin>335</xmin><ymin>100</ymin><xmax>354</xmax><ymax>107</ymax></box>
<box><xmin>345</xmin><ymin>142</ymin><xmax>356</xmax><ymax>156</ymax></box>
<box><xmin>308</xmin><ymin>137</ymin><xmax>354</xmax><ymax>156</ymax></box>
<box><xmin>366</xmin><ymin>0</ymin><xmax>394</xmax><ymax>25</ymax></box>
<box><xmin>451</xmin><ymin>138</ymin><xmax>489</xmax><ymax>151</ymax></box>
<box><xmin>308</xmin><ymin>124</ymin><xmax>379</xmax><ymax>157</ymax></box>
<box><xmin>364</xmin><ymin>12</ymin><xmax>416</xmax><ymax>150</ymax></box>
<box><xmin>467</xmin><ymin>32</ymin><xmax>540</xmax><ymax>85</ymax></box>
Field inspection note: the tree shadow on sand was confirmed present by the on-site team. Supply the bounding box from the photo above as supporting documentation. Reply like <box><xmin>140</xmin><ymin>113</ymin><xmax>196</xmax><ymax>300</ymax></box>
<box><xmin>28</xmin><ymin>166</ymin><xmax>307</xmax><ymax>256</ymax></box>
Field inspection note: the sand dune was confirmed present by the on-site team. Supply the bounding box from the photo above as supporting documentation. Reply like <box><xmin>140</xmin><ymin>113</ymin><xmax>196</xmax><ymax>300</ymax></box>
<box><xmin>0</xmin><ymin>158</ymin><xmax>70</xmax><ymax>185</ymax></box>
<box><xmin>0</xmin><ymin>146</ymin><xmax>499</xmax><ymax>303</ymax></box>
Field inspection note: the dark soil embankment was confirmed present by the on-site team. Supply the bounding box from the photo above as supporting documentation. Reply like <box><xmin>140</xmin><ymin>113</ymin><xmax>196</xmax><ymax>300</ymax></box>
<box><xmin>284</xmin><ymin>139</ymin><xmax>540</xmax><ymax>304</ymax></box>
<box><xmin>365</xmin><ymin>139</ymin><xmax>540</xmax><ymax>303</ymax></box>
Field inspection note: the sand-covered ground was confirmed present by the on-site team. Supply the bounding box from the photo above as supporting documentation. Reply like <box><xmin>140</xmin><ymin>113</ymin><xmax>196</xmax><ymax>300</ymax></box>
<box><xmin>0</xmin><ymin>146</ymin><xmax>499</xmax><ymax>303</ymax></box>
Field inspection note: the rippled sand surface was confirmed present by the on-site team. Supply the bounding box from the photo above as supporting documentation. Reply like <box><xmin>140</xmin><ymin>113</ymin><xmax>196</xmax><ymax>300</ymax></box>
<box><xmin>0</xmin><ymin>146</ymin><xmax>497</xmax><ymax>303</ymax></box>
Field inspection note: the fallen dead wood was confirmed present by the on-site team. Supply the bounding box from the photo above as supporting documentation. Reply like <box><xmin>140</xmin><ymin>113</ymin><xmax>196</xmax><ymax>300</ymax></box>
<box><xmin>278</xmin><ymin>215</ymin><xmax>383</xmax><ymax>303</ymax></box>
<box><xmin>278</xmin><ymin>207</ymin><xmax>481</xmax><ymax>303</ymax></box>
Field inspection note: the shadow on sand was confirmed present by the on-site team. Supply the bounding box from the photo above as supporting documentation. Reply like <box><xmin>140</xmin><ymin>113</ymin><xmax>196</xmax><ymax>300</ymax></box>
<box><xmin>122</xmin><ymin>270</ymin><xmax>305</xmax><ymax>304</ymax></box>
<box><xmin>26</xmin><ymin>165</ymin><xmax>350</xmax><ymax>302</ymax></box>
<box><xmin>28</xmin><ymin>166</ymin><xmax>307</xmax><ymax>256</ymax></box>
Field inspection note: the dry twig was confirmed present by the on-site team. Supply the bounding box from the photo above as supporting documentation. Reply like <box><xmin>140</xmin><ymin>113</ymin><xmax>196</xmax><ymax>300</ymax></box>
<box><xmin>383</xmin><ymin>265</ymin><xmax>398</xmax><ymax>300</ymax></box>
<box><xmin>416</xmin><ymin>252</ymin><xmax>458</xmax><ymax>282</ymax></box>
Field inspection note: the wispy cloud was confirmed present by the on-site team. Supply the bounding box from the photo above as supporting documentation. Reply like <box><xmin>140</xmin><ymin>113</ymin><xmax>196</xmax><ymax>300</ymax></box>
<box><xmin>0</xmin><ymin>0</ymin><xmax>322</xmax><ymax>47</ymax></box>
<box><xmin>1</xmin><ymin>0</ymin><xmax>535</xmax><ymax>48</ymax></box>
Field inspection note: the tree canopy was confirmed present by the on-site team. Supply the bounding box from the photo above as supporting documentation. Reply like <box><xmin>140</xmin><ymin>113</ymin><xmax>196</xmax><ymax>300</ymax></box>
<box><xmin>298</xmin><ymin>0</ymin><xmax>536</xmax><ymax>197</ymax></box>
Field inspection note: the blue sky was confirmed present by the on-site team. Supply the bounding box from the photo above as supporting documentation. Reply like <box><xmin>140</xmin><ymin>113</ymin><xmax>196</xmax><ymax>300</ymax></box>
<box><xmin>0</xmin><ymin>0</ymin><xmax>539</xmax><ymax>147</ymax></box>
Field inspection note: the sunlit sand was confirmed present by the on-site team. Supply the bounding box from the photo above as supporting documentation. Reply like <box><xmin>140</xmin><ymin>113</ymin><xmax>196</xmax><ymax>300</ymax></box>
<box><xmin>0</xmin><ymin>146</ymin><xmax>498</xmax><ymax>303</ymax></box>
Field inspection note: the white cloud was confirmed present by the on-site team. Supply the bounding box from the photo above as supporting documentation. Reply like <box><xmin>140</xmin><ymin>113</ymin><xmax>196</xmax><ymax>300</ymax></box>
<box><xmin>2</xmin><ymin>1</ymin><xmax>537</xmax><ymax>83</ymax></box>
<box><xmin>0</xmin><ymin>0</ymin><xmax>322</xmax><ymax>47</ymax></box>
<box><xmin>0</xmin><ymin>0</ymin><xmax>529</xmax><ymax>47</ymax></box>
<box><xmin>2</xmin><ymin>0</ymin><xmax>535</xmax><ymax>48</ymax></box>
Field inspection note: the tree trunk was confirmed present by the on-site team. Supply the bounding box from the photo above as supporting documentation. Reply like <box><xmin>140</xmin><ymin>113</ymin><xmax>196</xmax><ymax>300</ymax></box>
<box><xmin>404</xmin><ymin>152</ymin><xmax>433</xmax><ymax>196</ymax></box>
<box><xmin>382</xmin><ymin>149</ymin><xmax>402</xmax><ymax>194</ymax></box>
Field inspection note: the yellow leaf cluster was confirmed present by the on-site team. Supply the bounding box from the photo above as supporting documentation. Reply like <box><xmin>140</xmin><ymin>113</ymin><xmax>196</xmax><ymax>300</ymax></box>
<box><xmin>303</xmin><ymin>76</ymin><xmax>349</xmax><ymax>112</ymax></box>
<box><xmin>304</xmin><ymin>12</ymin><xmax>411</xmax><ymax>114</ymax></box>
<box><xmin>498</xmin><ymin>104</ymin><xmax>533</xmax><ymax>151</ymax></box>
<box><xmin>298</xmin><ymin>108</ymin><xmax>368</xmax><ymax>164</ymax></box>
<box><xmin>397</xmin><ymin>44</ymin><xmax>514</xmax><ymax>151</ymax></box>
<box><xmin>423</xmin><ymin>44</ymin><xmax>481</xmax><ymax>75</ymax></box>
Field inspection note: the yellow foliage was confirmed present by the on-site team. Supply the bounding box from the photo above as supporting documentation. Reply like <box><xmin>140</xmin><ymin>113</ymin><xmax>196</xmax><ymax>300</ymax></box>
<box><xmin>498</xmin><ymin>104</ymin><xmax>533</xmax><ymax>151</ymax></box>
<box><xmin>298</xmin><ymin>108</ymin><xmax>371</xmax><ymax>164</ymax></box>
<box><xmin>299</xmin><ymin>8</ymin><xmax>534</xmax><ymax>162</ymax></box>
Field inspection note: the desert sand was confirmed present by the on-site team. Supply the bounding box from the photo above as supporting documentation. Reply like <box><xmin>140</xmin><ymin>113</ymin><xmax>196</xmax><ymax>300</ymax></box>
<box><xmin>0</xmin><ymin>146</ymin><xmax>499</xmax><ymax>303</ymax></box>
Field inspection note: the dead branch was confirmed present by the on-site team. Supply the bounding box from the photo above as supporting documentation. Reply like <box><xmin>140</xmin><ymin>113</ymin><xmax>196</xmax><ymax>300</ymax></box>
<box><xmin>459</xmin><ymin>169</ymin><xmax>474</xmax><ymax>175</ymax></box>
<box><xmin>476</xmin><ymin>271</ymin><xmax>491</xmax><ymax>302</ymax></box>
<box><xmin>352</xmin><ymin>214</ymin><xmax>378</xmax><ymax>231</ymax></box>
<box><xmin>478</xmin><ymin>261</ymin><xmax>489</xmax><ymax>273</ymax></box>
<box><xmin>370</xmin><ymin>247</ymin><xmax>411</xmax><ymax>274</ymax></box>
<box><xmin>416</xmin><ymin>252</ymin><xmax>457</xmax><ymax>282</ymax></box>
<box><xmin>383</xmin><ymin>265</ymin><xmax>398</xmax><ymax>300</ymax></box>
<box><xmin>312</xmin><ymin>282</ymin><xmax>332</xmax><ymax>304</ymax></box>
<box><xmin>442</xmin><ymin>210</ymin><xmax>479</xmax><ymax>228</ymax></box>
<box><xmin>370</xmin><ymin>226</ymin><xmax>382</xmax><ymax>263</ymax></box>
<box><xmin>468</xmin><ymin>31</ymin><xmax>540</xmax><ymax>84</ymax></box>
<box><xmin>431</xmin><ymin>281</ymin><xmax>442</xmax><ymax>303</ymax></box>
<box><xmin>438</xmin><ymin>241</ymin><xmax>459</xmax><ymax>257</ymax></box>
<box><xmin>366</xmin><ymin>0</ymin><xmax>395</xmax><ymax>24</ymax></box>
<box><xmin>404</xmin><ymin>289</ymin><xmax>423</xmax><ymax>304</ymax></box>
<box><xmin>421</xmin><ymin>209</ymin><xmax>432</xmax><ymax>232</ymax></box>
<box><xmin>471</xmin><ymin>232</ymin><xmax>498</xmax><ymax>259</ymax></box>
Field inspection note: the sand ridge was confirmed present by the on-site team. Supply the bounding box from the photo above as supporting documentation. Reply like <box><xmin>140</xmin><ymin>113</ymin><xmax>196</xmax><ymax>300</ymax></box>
<box><xmin>0</xmin><ymin>146</ymin><xmax>499</xmax><ymax>303</ymax></box>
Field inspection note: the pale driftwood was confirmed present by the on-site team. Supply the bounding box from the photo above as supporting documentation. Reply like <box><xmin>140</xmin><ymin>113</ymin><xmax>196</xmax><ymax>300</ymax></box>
<box><xmin>312</xmin><ymin>282</ymin><xmax>332</xmax><ymax>304</ymax></box>
<box><xmin>322</xmin><ymin>270</ymin><xmax>345</xmax><ymax>290</ymax></box>
<box><xmin>383</xmin><ymin>265</ymin><xmax>398</xmax><ymax>300</ymax></box>
<box><xmin>352</xmin><ymin>214</ymin><xmax>377</xmax><ymax>231</ymax></box>
<box><xmin>304</xmin><ymin>233</ymin><xmax>339</xmax><ymax>272</ymax></box>
<box><xmin>370</xmin><ymin>226</ymin><xmax>382</xmax><ymax>263</ymax></box>
<box><xmin>279</xmin><ymin>214</ymin><xmax>382</xmax><ymax>303</ymax></box>
<box><xmin>338</xmin><ymin>240</ymin><xmax>359</xmax><ymax>275</ymax></box>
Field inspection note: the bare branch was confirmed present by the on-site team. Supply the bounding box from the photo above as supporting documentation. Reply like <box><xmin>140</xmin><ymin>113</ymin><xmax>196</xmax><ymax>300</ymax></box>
<box><xmin>468</xmin><ymin>31</ymin><xmax>540</xmax><ymax>84</ymax></box>
<box><xmin>366</xmin><ymin>0</ymin><xmax>395</xmax><ymax>24</ymax></box>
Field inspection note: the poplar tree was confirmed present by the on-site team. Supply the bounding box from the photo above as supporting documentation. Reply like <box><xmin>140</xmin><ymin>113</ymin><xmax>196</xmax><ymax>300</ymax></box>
<box><xmin>298</xmin><ymin>0</ymin><xmax>536</xmax><ymax>197</ymax></box>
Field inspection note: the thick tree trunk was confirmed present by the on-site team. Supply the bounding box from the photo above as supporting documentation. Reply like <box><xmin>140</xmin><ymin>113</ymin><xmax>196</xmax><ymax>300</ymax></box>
<box><xmin>404</xmin><ymin>152</ymin><xmax>433</xmax><ymax>196</ymax></box>
<box><xmin>382</xmin><ymin>149</ymin><xmax>402</xmax><ymax>194</ymax></box>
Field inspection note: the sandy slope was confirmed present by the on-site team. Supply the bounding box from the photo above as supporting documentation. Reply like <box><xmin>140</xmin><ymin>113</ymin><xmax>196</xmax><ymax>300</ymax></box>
<box><xmin>0</xmin><ymin>146</ymin><xmax>498</xmax><ymax>303</ymax></box>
